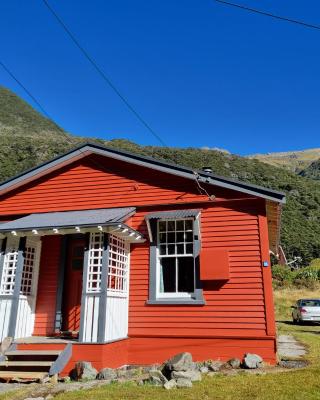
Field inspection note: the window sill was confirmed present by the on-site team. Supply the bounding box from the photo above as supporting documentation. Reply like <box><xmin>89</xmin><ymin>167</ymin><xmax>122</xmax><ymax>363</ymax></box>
<box><xmin>146</xmin><ymin>299</ymin><xmax>205</xmax><ymax>306</ymax></box>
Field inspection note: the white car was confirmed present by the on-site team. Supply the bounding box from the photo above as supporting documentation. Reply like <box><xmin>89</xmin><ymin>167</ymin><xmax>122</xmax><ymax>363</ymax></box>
<box><xmin>292</xmin><ymin>299</ymin><xmax>320</xmax><ymax>324</ymax></box>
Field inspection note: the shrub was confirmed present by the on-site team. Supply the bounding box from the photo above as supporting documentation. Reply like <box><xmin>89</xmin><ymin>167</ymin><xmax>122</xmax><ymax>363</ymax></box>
<box><xmin>293</xmin><ymin>265</ymin><xmax>320</xmax><ymax>288</ymax></box>
<box><xmin>272</xmin><ymin>265</ymin><xmax>295</xmax><ymax>287</ymax></box>
<box><xmin>272</xmin><ymin>261</ymin><xmax>320</xmax><ymax>289</ymax></box>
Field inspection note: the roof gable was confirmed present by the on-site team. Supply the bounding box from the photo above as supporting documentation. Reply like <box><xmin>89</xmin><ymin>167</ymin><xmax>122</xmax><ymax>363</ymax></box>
<box><xmin>0</xmin><ymin>142</ymin><xmax>285</xmax><ymax>204</ymax></box>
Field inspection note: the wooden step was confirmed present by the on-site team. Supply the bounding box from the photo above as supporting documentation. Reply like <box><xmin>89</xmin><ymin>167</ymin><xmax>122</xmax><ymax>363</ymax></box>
<box><xmin>0</xmin><ymin>370</ymin><xmax>48</xmax><ymax>381</ymax></box>
<box><xmin>0</xmin><ymin>361</ymin><xmax>53</xmax><ymax>367</ymax></box>
<box><xmin>5</xmin><ymin>350</ymin><xmax>61</xmax><ymax>356</ymax></box>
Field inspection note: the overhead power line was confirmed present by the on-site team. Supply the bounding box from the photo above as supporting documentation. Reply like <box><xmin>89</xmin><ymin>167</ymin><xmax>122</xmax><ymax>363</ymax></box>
<box><xmin>0</xmin><ymin>61</ymin><xmax>53</xmax><ymax>119</ymax></box>
<box><xmin>214</xmin><ymin>0</ymin><xmax>320</xmax><ymax>31</ymax></box>
<box><xmin>41</xmin><ymin>0</ymin><xmax>167</xmax><ymax>147</ymax></box>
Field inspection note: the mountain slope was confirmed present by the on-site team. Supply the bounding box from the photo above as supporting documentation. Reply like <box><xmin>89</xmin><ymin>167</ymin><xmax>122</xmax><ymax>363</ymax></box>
<box><xmin>248</xmin><ymin>148</ymin><xmax>320</xmax><ymax>173</ymax></box>
<box><xmin>0</xmin><ymin>86</ymin><xmax>85</xmax><ymax>180</ymax></box>
<box><xmin>0</xmin><ymin>87</ymin><xmax>319</xmax><ymax>265</ymax></box>
<box><xmin>300</xmin><ymin>159</ymin><xmax>320</xmax><ymax>181</ymax></box>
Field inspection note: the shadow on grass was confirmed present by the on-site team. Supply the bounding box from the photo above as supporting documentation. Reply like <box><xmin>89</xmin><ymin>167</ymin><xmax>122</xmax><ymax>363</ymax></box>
<box><xmin>277</xmin><ymin>320</ymin><xmax>320</xmax><ymax>327</ymax></box>
<box><xmin>277</xmin><ymin>320</ymin><xmax>320</xmax><ymax>337</ymax></box>
<box><xmin>299</xmin><ymin>330</ymin><xmax>320</xmax><ymax>335</ymax></box>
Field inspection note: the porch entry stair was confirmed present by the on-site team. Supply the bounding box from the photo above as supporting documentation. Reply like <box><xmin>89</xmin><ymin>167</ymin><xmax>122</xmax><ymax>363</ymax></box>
<box><xmin>0</xmin><ymin>342</ymin><xmax>72</xmax><ymax>382</ymax></box>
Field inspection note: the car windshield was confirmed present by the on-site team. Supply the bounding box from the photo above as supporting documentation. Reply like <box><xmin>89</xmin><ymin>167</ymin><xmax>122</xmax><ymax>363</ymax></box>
<box><xmin>300</xmin><ymin>300</ymin><xmax>320</xmax><ymax>307</ymax></box>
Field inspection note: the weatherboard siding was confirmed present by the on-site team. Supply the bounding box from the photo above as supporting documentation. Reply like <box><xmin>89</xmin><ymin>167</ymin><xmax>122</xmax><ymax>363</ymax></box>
<box><xmin>0</xmin><ymin>155</ymin><xmax>249</xmax><ymax>216</ymax></box>
<box><xmin>128</xmin><ymin>204</ymin><xmax>269</xmax><ymax>339</ymax></box>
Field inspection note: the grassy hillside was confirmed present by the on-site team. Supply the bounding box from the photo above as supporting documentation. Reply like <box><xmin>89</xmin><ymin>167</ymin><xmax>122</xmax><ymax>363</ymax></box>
<box><xmin>300</xmin><ymin>159</ymin><xmax>320</xmax><ymax>181</ymax></box>
<box><xmin>248</xmin><ymin>148</ymin><xmax>320</xmax><ymax>173</ymax></box>
<box><xmin>0</xmin><ymin>86</ymin><xmax>84</xmax><ymax>180</ymax></box>
<box><xmin>0</xmin><ymin>87</ymin><xmax>319</xmax><ymax>265</ymax></box>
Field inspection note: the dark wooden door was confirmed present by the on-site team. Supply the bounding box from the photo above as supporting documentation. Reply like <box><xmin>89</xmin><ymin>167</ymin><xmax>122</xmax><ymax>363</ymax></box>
<box><xmin>62</xmin><ymin>237</ymin><xmax>85</xmax><ymax>334</ymax></box>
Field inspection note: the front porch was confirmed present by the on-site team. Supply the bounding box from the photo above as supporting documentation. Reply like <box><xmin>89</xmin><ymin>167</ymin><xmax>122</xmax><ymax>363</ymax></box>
<box><xmin>0</xmin><ymin>207</ymin><xmax>144</xmax><ymax>346</ymax></box>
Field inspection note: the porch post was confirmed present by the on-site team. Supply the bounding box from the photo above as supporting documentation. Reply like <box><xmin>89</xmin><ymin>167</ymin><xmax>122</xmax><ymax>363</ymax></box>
<box><xmin>8</xmin><ymin>236</ymin><xmax>26</xmax><ymax>338</ymax></box>
<box><xmin>54</xmin><ymin>235</ymin><xmax>68</xmax><ymax>333</ymax></box>
<box><xmin>97</xmin><ymin>233</ymin><xmax>109</xmax><ymax>343</ymax></box>
<box><xmin>78</xmin><ymin>233</ymin><xmax>90</xmax><ymax>343</ymax></box>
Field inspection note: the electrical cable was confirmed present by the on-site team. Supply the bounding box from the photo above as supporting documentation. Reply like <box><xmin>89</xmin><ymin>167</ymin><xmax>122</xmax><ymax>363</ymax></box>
<box><xmin>41</xmin><ymin>0</ymin><xmax>167</xmax><ymax>147</ymax></box>
<box><xmin>214</xmin><ymin>0</ymin><xmax>320</xmax><ymax>31</ymax></box>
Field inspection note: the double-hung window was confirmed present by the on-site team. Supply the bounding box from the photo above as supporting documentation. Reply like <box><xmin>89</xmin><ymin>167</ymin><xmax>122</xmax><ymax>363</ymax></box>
<box><xmin>157</xmin><ymin>219</ymin><xmax>195</xmax><ymax>297</ymax></box>
<box><xmin>147</xmin><ymin>210</ymin><xmax>204</xmax><ymax>305</ymax></box>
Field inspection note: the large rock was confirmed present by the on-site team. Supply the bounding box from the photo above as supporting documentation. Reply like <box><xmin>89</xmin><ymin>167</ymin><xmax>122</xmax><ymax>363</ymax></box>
<box><xmin>227</xmin><ymin>358</ymin><xmax>241</xmax><ymax>369</ymax></box>
<box><xmin>206</xmin><ymin>361</ymin><xmax>224</xmax><ymax>372</ymax></box>
<box><xmin>242</xmin><ymin>353</ymin><xmax>263</xmax><ymax>369</ymax></box>
<box><xmin>176</xmin><ymin>377</ymin><xmax>193</xmax><ymax>388</ymax></box>
<box><xmin>200</xmin><ymin>366</ymin><xmax>209</xmax><ymax>374</ymax></box>
<box><xmin>141</xmin><ymin>364</ymin><xmax>161</xmax><ymax>373</ymax></box>
<box><xmin>148</xmin><ymin>370</ymin><xmax>168</xmax><ymax>386</ymax></box>
<box><xmin>171</xmin><ymin>370</ymin><xmax>202</xmax><ymax>382</ymax></box>
<box><xmin>164</xmin><ymin>379</ymin><xmax>177</xmax><ymax>390</ymax></box>
<box><xmin>74</xmin><ymin>361</ymin><xmax>98</xmax><ymax>380</ymax></box>
<box><xmin>164</xmin><ymin>352</ymin><xmax>193</xmax><ymax>371</ymax></box>
<box><xmin>96</xmin><ymin>367</ymin><xmax>117</xmax><ymax>380</ymax></box>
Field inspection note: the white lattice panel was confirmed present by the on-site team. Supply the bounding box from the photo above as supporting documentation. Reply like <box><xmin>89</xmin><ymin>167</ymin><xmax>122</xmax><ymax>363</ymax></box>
<box><xmin>107</xmin><ymin>235</ymin><xmax>129</xmax><ymax>295</ymax></box>
<box><xmin>87</xmin><ymin>232</ymin><xmax>103</xmax><ymax>293</ymax></box>
<box><xmin>0</xmin><ymin>236</ymin><xmax>19</xmax><ymax>295</ymax></box>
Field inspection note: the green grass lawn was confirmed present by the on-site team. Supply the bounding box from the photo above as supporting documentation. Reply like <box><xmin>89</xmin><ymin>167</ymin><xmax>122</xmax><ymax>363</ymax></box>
<box><xmin>3</xmin><ymin>288</ymin><xmax>320</xmax><ymax>400</ymax></box>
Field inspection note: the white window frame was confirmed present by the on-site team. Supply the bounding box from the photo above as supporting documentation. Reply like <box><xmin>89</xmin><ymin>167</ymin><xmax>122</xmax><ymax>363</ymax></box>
<box><xmin>156</xmin><ymin>218</ymin><xmax>196</xmax><ymax>299</ymax></box>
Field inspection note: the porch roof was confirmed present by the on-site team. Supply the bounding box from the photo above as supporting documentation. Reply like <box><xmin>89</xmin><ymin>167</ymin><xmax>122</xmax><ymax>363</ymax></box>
<box><xmin>0</xmin><ymin>207</ymin><xmax>144</xmax><ymax>242</ymax></box>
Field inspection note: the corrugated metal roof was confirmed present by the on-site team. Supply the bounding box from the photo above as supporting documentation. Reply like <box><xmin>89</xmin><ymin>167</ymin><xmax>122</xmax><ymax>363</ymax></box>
<box><xmin>145</xmin><ymin>209</ymin><xmax>200</xmax><ymax>220</ymax></box>
<box><xmin>0</xmin><ymin>207</ymin><xmax>136</xmax><ymax>232</ymax></box>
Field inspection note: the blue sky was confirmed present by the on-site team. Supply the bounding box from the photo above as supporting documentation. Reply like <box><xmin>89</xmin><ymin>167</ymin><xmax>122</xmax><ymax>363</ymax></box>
<box><xmin>1</xmin><ymin>0</ymin><xmax>320</xmax><ymax>155</ymax></box>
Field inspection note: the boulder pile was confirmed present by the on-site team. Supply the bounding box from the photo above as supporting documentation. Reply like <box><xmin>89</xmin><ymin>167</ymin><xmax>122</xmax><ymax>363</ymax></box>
<box><xmin>68</xmin><ymin>351</ymin><xmax>264</xmax><ymax>390</ymax></box>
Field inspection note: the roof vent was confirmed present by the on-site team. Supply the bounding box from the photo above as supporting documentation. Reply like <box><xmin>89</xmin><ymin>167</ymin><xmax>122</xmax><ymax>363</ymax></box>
<box><xmin>202</xmin><ymin>167</ymin><xmax>212</xmax><ymax>174</ymax></box>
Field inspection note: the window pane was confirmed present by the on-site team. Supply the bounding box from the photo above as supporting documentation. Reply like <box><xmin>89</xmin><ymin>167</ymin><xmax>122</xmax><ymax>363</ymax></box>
<box><xmin>159</xmin><ymin>221</ymin><xmax>166</xmax><ymax>232</ymax></box>
<box><xmin>185</xmin><ymin>232</ymin><xmax>193</xmax><ymax>242</ymax></box>
<box><xmin>167</xmin><ymin>232</ymin><xmax>175</xmax><ymax>243</ymax></box>
<box><xmin>176</xmin><ymin>220</ymin><xmax>184</xmax><ymax>231</ymax></box>
<box><xmin>177</xmin><ymin>257</ymin><xmax>194</xmax><ymax>292</ymax></box>
<box><xmin>167</xmin><ymin>221</ymin><xmax>175</xmax><ymax>231</ymax></box>
<box><xmin>159</xmin><ymin>233</ymin><xmax>166</xmax><ymax>243</ymax></box>
<box><xmin>160</xmin><ymin>245</ymin><xmax>167</xmax><ymax>255</ymax></box>
<box><xmin>160</xmin><ymin>258</ymin><xmax>176</xmax><ymax>292</ymax></box>
<box><xmin>186</xmin><ymin>243</ymin><xmax>193</xmax><ymax>254</ymax></box>
<box><xmin>176</xmin><ymin>232</ymin><xmax>184</xmax><ymax>243</ymax></box>
<box><xmin>185</xmin><ymin>220</ymin><xmax>193</xmax><ymax>231</ymax></box>
<box><xmin>167</xmin><ymin>244</ymin><xmax>175</xmax><ymax>255</ymax></box>
<box><xmin>177</xmin><ymin>244</ymin><xmax>184</xmax><ymax>254</ymax></box>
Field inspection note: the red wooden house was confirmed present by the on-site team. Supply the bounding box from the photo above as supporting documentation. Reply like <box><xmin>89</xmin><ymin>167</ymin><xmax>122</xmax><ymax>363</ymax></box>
<box><xmin>0</xmin><ymin>143</ymin><xmax>285</xmax><ymax>377</ymax></box>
